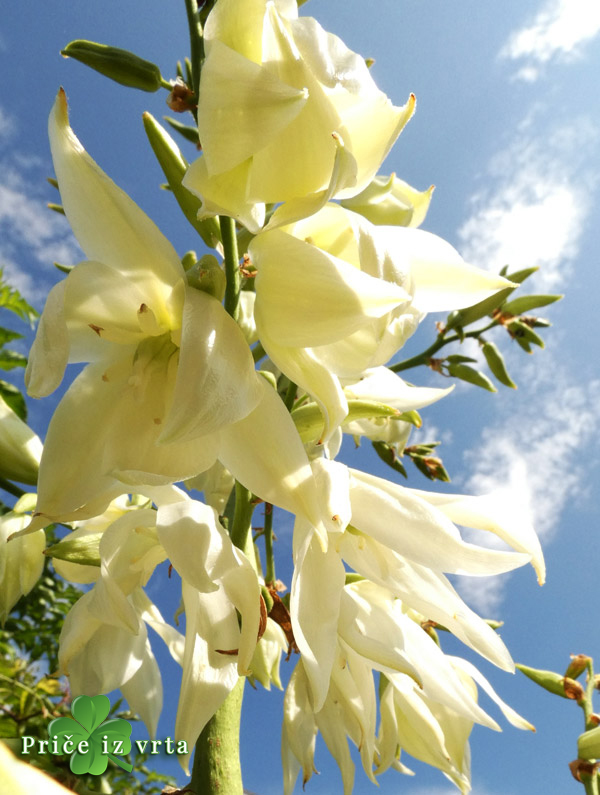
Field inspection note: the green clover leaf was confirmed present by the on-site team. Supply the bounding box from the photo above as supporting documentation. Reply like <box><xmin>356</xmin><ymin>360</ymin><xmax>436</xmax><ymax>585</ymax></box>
<box><xmin>48</xmin><ymin>694</ymin><xmax>133</xmax><ymax>775</ymax></box>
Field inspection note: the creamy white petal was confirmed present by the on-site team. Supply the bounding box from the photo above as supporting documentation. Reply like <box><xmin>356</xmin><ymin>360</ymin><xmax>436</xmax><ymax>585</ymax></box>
<box><xmin>120</xmin><ymin>640</ymin><xmax>163</xmax><ymax>738</ymax></box>
<box><xmin>219</xmin><ymin>378</ymin><xmax>325</xmax><ymax>534</ymax></box>
<box><xmin>291</xmin><ymin>522</ymin><xmax>346</xmax><ymax>711</ymax></box>
<box><xmin>253</xmin><ymin>229</ymin><xmax>409</xmax><ymax>347</ymax></box>
<box><xmin>175</xmin><ymin>581</ymin><xmax>240</xmax><ymax>774</ymax></box>
<box><xmin>349</xmin><ymin>470</ymin><xmax>531</xmax><ymax>576</ymax></box>
<box><xmin>449</xmin><ymin>656</ymin><xmax>535</xmax><ymax>732</ymax></box>
<box><xmin>160</xmin><ymin>287</ymin><xmax>262</xmax><ymax>443</ymax></box>
<box><xmin>25</xmin><ymin>281</ymin><xmax>69</xmax><ymax>398</ymax></box>
<box><xmin>379</xmin><ymin>226</ymin><xmax>514</xmax><ymax>313</ymax></box>
<box><xmin>339</xmin><ymin>533</ymin><xmax>515</xmax><ymax>671</ymax></box>
<box><xmin>408</xmin><ymin>488</ymin><xmax>545</xmax><ymax>585</ymax></box>
<box><xmin>49</xmin><ymin>90</ymin><xmax>183</xmax><ymax>297</ymax></box>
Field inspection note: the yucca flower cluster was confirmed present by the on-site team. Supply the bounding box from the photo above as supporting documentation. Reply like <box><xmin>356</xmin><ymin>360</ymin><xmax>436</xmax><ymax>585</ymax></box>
<box><xmin>1</xmin><ymin>1</ymin><xmax>545</xmax><ymax>792</ymax></box>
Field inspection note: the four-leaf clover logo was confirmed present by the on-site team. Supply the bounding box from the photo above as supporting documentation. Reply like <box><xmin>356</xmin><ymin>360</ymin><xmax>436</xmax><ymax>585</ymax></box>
<box><xmin>48</xmin><ymin>694</ymin><xmax>133</xmax><ymax>774</ymax></box>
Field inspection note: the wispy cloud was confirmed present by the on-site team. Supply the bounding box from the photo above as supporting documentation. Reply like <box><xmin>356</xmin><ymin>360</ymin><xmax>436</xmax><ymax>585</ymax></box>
<box><xmin>458</xmin><ymin>114</ymin><xmax>597</xmax><ymax>292</ymax></box>
<box><xmin>0</xmin><ymin>105</ymin><xmax>80</xmax><ymax>305</ymax></box>
<box><xmin>499</xmin><ymin>0</ymin><xmax>600</xmax><ymax>82</ymax></box>
<box><xmin>456</xmin><ymin>361</ymin><xmax>600</xmax><ymax>614</ymax></box>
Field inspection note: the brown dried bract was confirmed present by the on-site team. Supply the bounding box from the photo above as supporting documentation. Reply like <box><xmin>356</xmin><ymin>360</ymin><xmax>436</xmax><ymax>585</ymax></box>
<box><xmin>569</xmin><ymin>759</ymin><xmax>599</xmax><ymax>782</ymax></box>
<box><xmin>563</xmin><ymin>677</ymin><xmax>585</xmax><ymax>702</ymax></box>
<box><xmin>167</xmin><ymin>78</ymin><xmax>196</xmax><ymax>112</ymax></box>
<box><xmin>267</xmin><ymin>587</ymin><xmax>298</xmax><ymax>659</ymax></box>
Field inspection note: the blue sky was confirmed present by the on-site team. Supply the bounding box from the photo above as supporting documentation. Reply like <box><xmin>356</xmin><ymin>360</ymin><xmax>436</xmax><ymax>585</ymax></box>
<box><xmin>1</xmin><ymin>0</ymin><xmax>600</xmax><ymax>793</ymax></box>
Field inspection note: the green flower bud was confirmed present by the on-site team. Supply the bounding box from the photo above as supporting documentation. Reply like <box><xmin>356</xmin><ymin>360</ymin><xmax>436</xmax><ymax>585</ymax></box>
<box><xmin>578</xmin><ymin>726</ymin><xmax>600</xmax><ymax>761</ymax></box>
<box><xmin>482</xmin><ymin>341</ymin><xmax>517</xmax><ymax>389</ymax></box>
<box><xmin>502</xmin><ymin>294</ymin><xmax>562</xmax><ymax>315</ymax></box>
<box><xmin>61</xmin><ymin>40</ymin><xmax>165</xmax><ymax>92</ymax></box>
<box><xmin>516</xmin><ymin>663</ymin><xmax>570</xmax><ymax>698</ymax></box>
<box><xmin>186</xmin><ymin>255</ymin><xmax>226</xmax><ymax>301</ymax></box>
<box><xmin>292</xmin><ymin>400</ymin><xmax>401</xmax><ymax>444</ymax></box>
<box><xmin>447</xmin><ymin>362</ymin><xmax>497</xmax><ymax>392</ymax></box>
<box><xmin>44</xmin><ymin>533</ymin><xmax>102</xmax><ymax>568</ymax></box>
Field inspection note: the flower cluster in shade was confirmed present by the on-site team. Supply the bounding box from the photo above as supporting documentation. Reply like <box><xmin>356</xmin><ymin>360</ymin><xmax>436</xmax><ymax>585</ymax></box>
<box><xmin>0</xmin><ymin>1</ymin><xmax>548</xmax><ymax>792</ymax></box>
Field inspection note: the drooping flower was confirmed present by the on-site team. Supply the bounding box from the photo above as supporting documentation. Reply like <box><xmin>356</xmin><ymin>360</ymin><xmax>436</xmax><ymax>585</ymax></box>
<box><xmin>290</xmin><ymin>459</ymin><xmax>541</xmax><ymax>710</ymax></box>
<box><xmin>183</xmin><ymin>0</ymin><xmax>415</xmax><ymax>233</ymax></box>
<box><xmin>251</xmin><ymin>204</ymin><xmax>514</xmax><ymax>439</ymax></box>
<box><xmin>57</xmin><ymin>491</ymin><xmax>261</xmax><ymax>749</ymax></box>
<box><xmin>283</xmin><ymin>580</ymin><xmax>534</xmax><ymax>795</ymax></box>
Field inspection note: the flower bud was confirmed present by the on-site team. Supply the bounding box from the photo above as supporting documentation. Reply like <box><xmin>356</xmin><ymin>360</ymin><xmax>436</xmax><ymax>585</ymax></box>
<box><xmin>61</xmin><ymin>40</ymin><xmax>164</xmax><ymax>92</ymax></box>
<box><xmin>565</xmin><ymin>654</ymin><xmax>591</xmax><ymax>681</ymax></box>
<box><xmin>482</xmin><ymin>341</ymin><xmax>516</xmax><ymax>389</ymax></box>
<box><xmin>341</xmin><ymin>173</ymin><xmax>434</xmax><ymax>227</ymax></box>
<box><xmin>0</xmin><ymin>395</ymin><xmax>42</xmax><ymax>485</ymax></box>
<box><xmin>186</xmin><ymin>255</ymin><xmax>226</xmax><ymax>301</ymax></box>
<box><xmin>516</xmin><ymin>663</ymin><xmax>571</xmax><ymax>698</ymax></box>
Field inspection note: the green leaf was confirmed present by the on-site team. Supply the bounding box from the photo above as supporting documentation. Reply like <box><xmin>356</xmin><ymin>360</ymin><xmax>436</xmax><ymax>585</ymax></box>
<box><xmin>371</xmin><ymin>441</ymin><xmax>407</xmax><ymax>478</ymax></box>
<box><xmin>481</xmin><ymin>341</ymin><xmax>517</xmax><ymax>389</ymax></box>
<box><xmin>445</xmin><ymin>354</ymin><xmax>477</xmax><ymax>364</ymax></box>
<box><xmin>0</xmin><ymin>327</ymin><xmax>23</xmax><ymax>346</ymax></box>
<box><xmin>504</xmin><ymin>266</ymin><xmax>539</xmax><ymax>284</ymax></box>
<box><xmin>502</xmin><ymin>294</ymin><xmax>562</xmax><ymax>315</ymax></box>
<box><xmin>163</xmin><ymin>115</ymin><xmax>200</xmax><ymax>146</ymax></box>
<box><xmin>0</xmin><ymin>273</ymin><xmax>38</xmax><ymax>325</ymax></box>
<box><xmin>447</xmin><ymin>363</ymin><xmax>497</xmax><ymax>392</ymax></box>
<box><xmin>0</xmin><ymin>350</ymin><xmax>27</xmax><ymax>370</ymax></box>
<box><xmin>444</xmin><ymin>286</ymin><xmax>515</xmax><ymax>330</ymax></box>
<box><xmin>0</xmin><ymin>380</ymin><xmax>26</xmax><ymax>420</ymax></box>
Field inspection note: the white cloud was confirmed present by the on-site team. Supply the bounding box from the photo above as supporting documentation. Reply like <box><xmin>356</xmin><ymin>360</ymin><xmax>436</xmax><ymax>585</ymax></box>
<box><xmin>455</xmin><ymin>361</ymin><xmax>600</xmax><ymax>614</ymax></box>
<box><xmin>0</xmin><ymin>105</ymin><xmax>80</xmax><ymax>304</ymax></box>
<box><xmin>458</xmin><ymin>115</ymin><xmax>597</xmax><ymax>292</ymax></box>
<box><xmin>0</xmin><ymin>106</ymin><xmax>15</xmax><ymax>142</ymax></box>
<box><xmin>499</xmin><ymin>0</ymin><xmax>600</xmax><ymax>81</ymax></box>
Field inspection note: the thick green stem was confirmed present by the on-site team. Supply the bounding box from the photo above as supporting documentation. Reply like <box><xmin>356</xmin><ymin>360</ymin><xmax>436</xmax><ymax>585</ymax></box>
<box><xmin>189</xmin><ymin>207</ymin><xmax>247</xmax><ymax>792</ymax></box>
<box><xmin>220</xmin><ymin>215</ymin><xmax>242</xmax><ymax>320</ymax></box>
<box><xmin>264</xmin><ymin>504</ymin><xmax>275</xmax><ymax>585</ymax></box>
<box><xmin>230</xmin><ymin>481</ymin><xmax>254</xmax><ymax>553</ymax></box>
<box><xmin>582</xmin><ymin>772</ymin><xmax>599</xmax><ymax>795</ymax></box>
<box><xmin>190</xmin><ymin>678</ymin><xmax>245</xmax><ymax>795</ymax></box>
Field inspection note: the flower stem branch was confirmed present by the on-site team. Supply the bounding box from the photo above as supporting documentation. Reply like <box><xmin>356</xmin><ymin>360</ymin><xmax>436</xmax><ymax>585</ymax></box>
<box><xmin>389</xmin><ymin>320</ymin><xmax>498</xmax><ymax>373</ymax></box>
<box><xmin>0</xmin><ymin>477</ymin><xmax>25</xmax><ymax>499</ymax></box>
<box><xmin>184</xmin><ymin>0</ymin><xmax>203</xmax><ymax>111</ymax></box>
<box><xmin>264</xmin><ymin>503</ymin><xmax>275</xmax><ymax>585</ymax></box>
<box><xmin>220</xmin><ymin>215</ymin><xmax>242</xmax><ymax>321</ymax></box>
